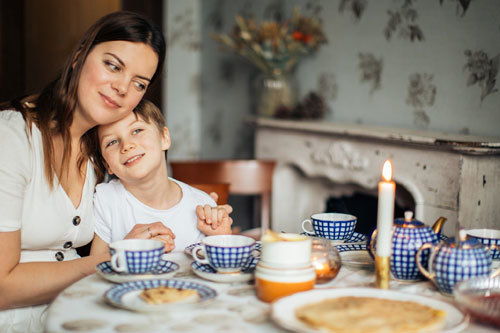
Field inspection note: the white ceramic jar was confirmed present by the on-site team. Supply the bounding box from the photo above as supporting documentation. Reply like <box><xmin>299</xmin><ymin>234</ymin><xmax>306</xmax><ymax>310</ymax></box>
<box><xmin>260</xmin><ymin>232</ymin><xmax>311</xmax><ymax>268</ymax></box>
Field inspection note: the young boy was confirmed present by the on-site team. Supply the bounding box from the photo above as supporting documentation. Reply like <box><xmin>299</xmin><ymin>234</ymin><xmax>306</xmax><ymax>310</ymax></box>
<box><xmin>89</xmin><ymin>100</ymin><xmax>232</xmax><ymax>253</ymax></box>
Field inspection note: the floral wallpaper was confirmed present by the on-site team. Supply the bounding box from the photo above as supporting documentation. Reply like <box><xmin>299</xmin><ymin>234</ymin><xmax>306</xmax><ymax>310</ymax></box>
<box><xmin>339</xmin><ymin>0</ymin><xmax>367</xmax><ymax>20</ymax></box>
<box><xmin>195</xmin><ymin>0</ymin><xmax>500</xmax><ymax>159</ymax></box>
<box><xmin>358</xmin><ymin>53</ymin><xmax>383</xmax><ymax>94</ymax></box>
<box><xmin>406</xmin><ymin>73</ymin><xmax>437</xmax><ymax>127</ymax></box>
<box><xmin>464</xmin><ymin>50</ymin><xmax>499</xmax><ymax>102</ymax></box>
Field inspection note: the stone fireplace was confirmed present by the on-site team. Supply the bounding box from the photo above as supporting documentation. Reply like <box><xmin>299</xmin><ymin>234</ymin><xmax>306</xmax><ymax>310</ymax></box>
<box><xmin>255</xmin><ymin>118</ymin><xmax>500</xmax><ymax>236</ymax></box>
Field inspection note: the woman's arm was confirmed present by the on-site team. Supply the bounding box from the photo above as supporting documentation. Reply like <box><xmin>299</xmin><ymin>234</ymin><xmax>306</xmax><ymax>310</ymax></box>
<box><xmin>0</xmin><ymin>231</ymin><xmax>109</xmax><ymax>310</ymax></box>
<box><xmin>90</xmin><ymin>234</ymin><xmax>109</xmax><ymax>255</ymax></box>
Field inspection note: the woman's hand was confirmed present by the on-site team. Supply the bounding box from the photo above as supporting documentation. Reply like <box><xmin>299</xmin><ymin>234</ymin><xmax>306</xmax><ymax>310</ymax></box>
<box><xmin>152</xmin><ymin>234</ymin><xmax>175</xmax><ymax>253</ymax></box>
<box><xmin>124</xmin><ymin>222</ymin><xmax>176</xmax><ymax>252</ymax></box>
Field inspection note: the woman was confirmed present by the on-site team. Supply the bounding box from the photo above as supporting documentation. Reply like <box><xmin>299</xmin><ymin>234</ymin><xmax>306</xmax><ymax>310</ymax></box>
<box><xmin>0</xmin><ymin>11</ymin><xmax>205</xmax><ymax>332</ymax></box>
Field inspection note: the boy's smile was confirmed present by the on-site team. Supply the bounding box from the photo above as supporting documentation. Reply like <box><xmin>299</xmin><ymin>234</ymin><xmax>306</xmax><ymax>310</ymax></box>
<box><xmin>98</xmin><ymin>112</ymin><xmax>170</xmax><ymax>185</ymax></box>
<box><xmin>123</xmin><ymin>153</ymin><xmax>145</xmax><ymax>166</ymax></box>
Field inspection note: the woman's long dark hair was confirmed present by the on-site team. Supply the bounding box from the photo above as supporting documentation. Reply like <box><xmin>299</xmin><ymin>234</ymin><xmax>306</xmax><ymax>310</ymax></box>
<box><xmin>4</xmin><ymin>11</ymin><xmax>165</xmax><ymax>187</ymax></box>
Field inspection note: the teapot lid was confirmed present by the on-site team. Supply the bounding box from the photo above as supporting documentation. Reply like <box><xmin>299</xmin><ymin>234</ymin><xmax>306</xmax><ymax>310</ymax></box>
<box><xmin>394</xmin><ymin>211</ymin><xmax>425</xmax><ymax>228</ymax></box>
<box><xmin>445</xmin><ymin>229</ymin><xmax>484</xmax><ymax>249</ymax></box>
<box><xmin>442</xmin><ymin>237</ymin><xmax>484</xmax><ymax>250</ymax></box>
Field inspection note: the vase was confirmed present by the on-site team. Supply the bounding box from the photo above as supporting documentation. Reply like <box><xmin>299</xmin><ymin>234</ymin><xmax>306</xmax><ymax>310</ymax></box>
<box><xmin>255</xmin><ymin>72</ymin><xmax>296</xmax><ymax>118</ymax></box>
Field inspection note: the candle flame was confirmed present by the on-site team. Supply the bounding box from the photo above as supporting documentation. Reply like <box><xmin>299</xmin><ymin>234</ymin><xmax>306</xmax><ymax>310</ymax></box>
<box><xmin>382</xmin><ymin>160</ymin><xmax>392</xmax><ymax>181</ymax></box>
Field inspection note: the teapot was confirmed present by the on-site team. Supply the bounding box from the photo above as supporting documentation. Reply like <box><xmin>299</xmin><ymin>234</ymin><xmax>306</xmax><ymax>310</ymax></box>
<box><xmin>416</xmin><ymin>233</ymin><xmax>492</xmax><ymax>295</ymax></box>
<box><xmin>370</xmin><ymin>211</ymin><xmax>447</xmax><ymax>281</ymax></box>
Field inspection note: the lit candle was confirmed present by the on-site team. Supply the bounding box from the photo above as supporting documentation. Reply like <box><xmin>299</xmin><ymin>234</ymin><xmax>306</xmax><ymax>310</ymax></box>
<box><xmin>311</xmin><ymin>251</ymin><xmax>339</xmax><ymax>283</ymax></box>
<box><xmin>312</xmin><ymin>256</ymin><xmax>330</xmax><ymax>275</ymax></box>
<box><xmin>376</xmin><ymin>160</ymin><xmax>395</xmax><ymax>257</ymax></box>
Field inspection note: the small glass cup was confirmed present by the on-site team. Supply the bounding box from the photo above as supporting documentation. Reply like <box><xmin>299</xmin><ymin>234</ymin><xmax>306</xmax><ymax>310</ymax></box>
<box><xmin>310</xmin><ymin>238</ymin><xmax>341</xmax><ymax>284</ymax></box>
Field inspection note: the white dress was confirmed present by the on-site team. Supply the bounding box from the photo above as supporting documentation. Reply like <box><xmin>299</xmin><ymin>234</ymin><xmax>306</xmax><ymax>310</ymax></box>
<box><xmin>0</xmin><ymin>111</ymin><xmax>95</xmax><ymax>333</ymax></box>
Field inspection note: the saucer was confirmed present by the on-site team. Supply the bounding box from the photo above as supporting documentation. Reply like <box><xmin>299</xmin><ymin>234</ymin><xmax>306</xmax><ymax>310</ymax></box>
<box><xmin>96</xmin><ymin>259</ymin><xmax>179</xmax><ymax>283</ymax></box>
<box><xmin>104</xmin><ymin>279</ymin><xmax>217</xmax><ymax>312</ymax></box>
<box><xmin>184</xmin><ymin>241</ymin><xmax>262</xmax><ymax>258</ymax></box>
<box><xmin>302</xmin><ymin>231</ymin><xmax>368</xmax><ymax>245</ymax></box>
<box><xmin>335</xmin><ymin>243</ymin><xmax>368</xmax><ymax>252</ymax></box>
<box><xmin>191</xmin><ymin>262</ymin><xmax>255</xmax><ymax>283</ymax></box>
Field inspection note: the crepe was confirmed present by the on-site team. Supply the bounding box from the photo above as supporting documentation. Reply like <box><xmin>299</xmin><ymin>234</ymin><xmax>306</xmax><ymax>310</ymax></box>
<box><xmin>140</xmin><ymin>287</ymin><xmax>199</xmax><ymax>305</ymax></box>
<box><xmin>295</xmin><ymin>296</ymin><xmax>446</xmax><ymax>333</ymax></box>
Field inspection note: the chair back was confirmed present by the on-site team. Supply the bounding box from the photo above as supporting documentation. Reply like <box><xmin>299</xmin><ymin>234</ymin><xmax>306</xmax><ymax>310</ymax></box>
<box><xmin>170</xmin><ymin>160</ymin><xmax>276</xmax><ymax>231</ymax></box>
<box><xmin>189</xmin><ymin>183</ymin><xmax>230</xmax><ymax>205</ymax></box>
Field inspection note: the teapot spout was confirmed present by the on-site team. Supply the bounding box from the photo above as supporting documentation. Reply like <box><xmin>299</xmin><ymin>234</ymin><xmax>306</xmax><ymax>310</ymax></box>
<box><xmin>431</xmin><ymin>217</ymin><xmax>447</xmax><ymax>234</ymax></box>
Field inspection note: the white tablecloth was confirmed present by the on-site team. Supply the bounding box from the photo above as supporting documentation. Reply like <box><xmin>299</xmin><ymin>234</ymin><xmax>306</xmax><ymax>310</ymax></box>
<box><xmin>45</xmin><ymin>252</ymin><xmax>498</xmax><ymax>333</ymax></box>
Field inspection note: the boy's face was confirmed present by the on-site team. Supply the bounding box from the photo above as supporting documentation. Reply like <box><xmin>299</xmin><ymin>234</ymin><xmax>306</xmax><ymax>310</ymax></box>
<box><xmin>98</xmin><ymin>112</ymin><xmax>170</xmax><ymax>184</ymax></box>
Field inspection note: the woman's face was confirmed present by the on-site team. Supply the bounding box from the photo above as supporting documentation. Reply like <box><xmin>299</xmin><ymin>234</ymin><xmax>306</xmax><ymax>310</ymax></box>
<box><xmin>76</xmin><ymin>41</ymin><xmax>159</xmax><ymax>128</ymax></box>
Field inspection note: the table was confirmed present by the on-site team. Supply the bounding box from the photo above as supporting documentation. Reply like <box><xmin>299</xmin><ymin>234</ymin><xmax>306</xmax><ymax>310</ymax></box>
<box><xmin>45</xmin><ymin>252</ymin><xmax>498</xmax><ymax>333</ymax></box>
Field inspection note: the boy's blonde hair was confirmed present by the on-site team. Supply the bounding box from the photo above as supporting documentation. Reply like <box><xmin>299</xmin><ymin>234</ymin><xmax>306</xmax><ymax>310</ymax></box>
<box><xmin>133</xmin><ymin>99</ymin><xmax>166</xmax><ymax>133</ymax></box>
<box><xmin>84</xmin><ymin>99</ymin><xmax>167</xmax><ymax>184</ymax></box>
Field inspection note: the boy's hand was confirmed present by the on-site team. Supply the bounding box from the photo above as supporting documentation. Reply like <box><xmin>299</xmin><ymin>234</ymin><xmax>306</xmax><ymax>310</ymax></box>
<box><xmin>196</xmin><ymin>204</ymin><xmax>233</xmax><ymax>235</ymax></box>
<box><xmin>209</xmin><ymin>192</ymin><xmax>234</xmax><ymax>215</ymax></box>
<box><xmin>124</xmin><ymin>222</ymin><xmax>176</xmax><ymax>252</ymax></box>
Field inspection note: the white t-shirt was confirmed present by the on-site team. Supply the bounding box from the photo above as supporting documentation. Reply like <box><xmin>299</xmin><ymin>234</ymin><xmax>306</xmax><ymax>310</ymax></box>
<box><xmin>0</xmin><ymin>110</ymin><xmax>96</xmax><ymax>332</ymax></box>
<box><xmin>94</xmin><ymin>178</ymin><xmax>214</xmax><ymax>251</ymax></box>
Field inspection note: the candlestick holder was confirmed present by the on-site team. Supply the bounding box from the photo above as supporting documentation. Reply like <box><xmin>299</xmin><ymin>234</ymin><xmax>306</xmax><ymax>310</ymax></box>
<box><xmin>310</xmin><ymin>238</ymin><xmax>341</xmax><ymax>284</ymax></box>
<box><xmin>375</xmin><ymin>255</ymin><xmax>390</xmax><ymax>289</ymax></box>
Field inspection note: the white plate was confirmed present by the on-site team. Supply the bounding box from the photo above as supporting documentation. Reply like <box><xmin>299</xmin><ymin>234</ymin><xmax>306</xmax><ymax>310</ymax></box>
<box><xmin>191</xmin><ymin>262</ymin><xmax>254</xmax><ymax>283</ymax></box>
<box><xmin>272</xmin><ymin>288</ymin><xmax>468</xmax><ymax>333</ymax></box>
<box><xmin>104</xmin><ymin>279</ymin><xmax>217</xmax><ymax>312</ymax></box>
<box><xmin>96</xmin><ymin>260</ymin><xmax>179</xmax><ymax>283</ymax></box>
<box><xmin>340</xmin><ymin>250</ymin><xmax>374</xmax><ymax>269</ymax></box>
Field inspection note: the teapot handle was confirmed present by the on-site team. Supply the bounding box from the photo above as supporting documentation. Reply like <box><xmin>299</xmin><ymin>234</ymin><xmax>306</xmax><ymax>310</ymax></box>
<box><xmin>416</xmin><ymin>243</ymin><xmax>435</xmax><ymax>281</ymax></box>
<box><xmin>368</xmin><ymin>230</ymin><xmax>377</xmax><ymax>259</ymax></box>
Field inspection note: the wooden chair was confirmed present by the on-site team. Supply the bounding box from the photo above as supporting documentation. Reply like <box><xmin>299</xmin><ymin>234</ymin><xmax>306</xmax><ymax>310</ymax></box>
<box><xmin>189</xmin><ymin>183</ymin><xmax>230</xmax><ymax>205</ymax></box>
<box><xmin>170</xmin><ymin>160</ymin><xmax>276</xmax><ymax>233</ymax></box>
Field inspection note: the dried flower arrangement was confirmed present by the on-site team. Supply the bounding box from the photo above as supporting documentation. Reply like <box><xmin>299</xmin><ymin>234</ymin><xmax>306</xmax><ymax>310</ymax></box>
<box><xmin>274</xmin><ymin>92</ymin><xmax>327</xmax><ymax>120</ymax></box>
<box><xmin>213</xmin><ymin>9</ymin><xmax>327</xmax><ymax>76</ymax></box>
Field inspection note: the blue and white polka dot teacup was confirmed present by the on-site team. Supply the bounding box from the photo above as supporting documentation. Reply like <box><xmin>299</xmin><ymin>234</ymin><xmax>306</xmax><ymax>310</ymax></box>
<box><xmin>192</xmin><ymin>235</ymin><xmax>259</xmax><ymax>273</ymax></box>
<box><xmin>466</xmin><ymin>229</ymin><xmax>500</xmax><ymax>260</ymax></box>
<box><xmin>109</xmin><ymin>239</ymin><xmax>164</xmax><ymax>274</ymax></box>
<box><xmin>301</xmin><ymin>213</ymin><xmax>357</xmax><ymax>241</ymax></box>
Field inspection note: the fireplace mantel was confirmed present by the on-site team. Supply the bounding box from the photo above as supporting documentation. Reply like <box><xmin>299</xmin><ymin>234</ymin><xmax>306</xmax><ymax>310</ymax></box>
<box><xmin>254</xmin><ymin>118</ymin><xmax>500</xmax><ymax>155</ymax></box>
<box><xmin>254</xmin><ymin>118</ymin><xmax>500</xmax><ymax>235</ymax></box>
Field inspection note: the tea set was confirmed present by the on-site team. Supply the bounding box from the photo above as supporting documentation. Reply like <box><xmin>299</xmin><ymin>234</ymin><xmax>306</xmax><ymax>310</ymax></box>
<box><xmin>189</xmin><ymin>235</ymin><xmax>261</xmax><ymax>282</ymax></box>
<box><xmin>298</xmin><ymin>210</ymin><xmax>499</xmax><ymax>296</ymax></box>
<box><xmin>367</xmin><ymin>211</ymin><xmax>498</xmax><ymax>295</ymax></box>
<box><xmin>97</xmin><ymin>211</ymin><xmax>500</xmax><ymax>300</ymax></box>
<box><xmin>96</xmin><ymin>239</ymin><xmax>180</xmax><ymax>283</ymax></box>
